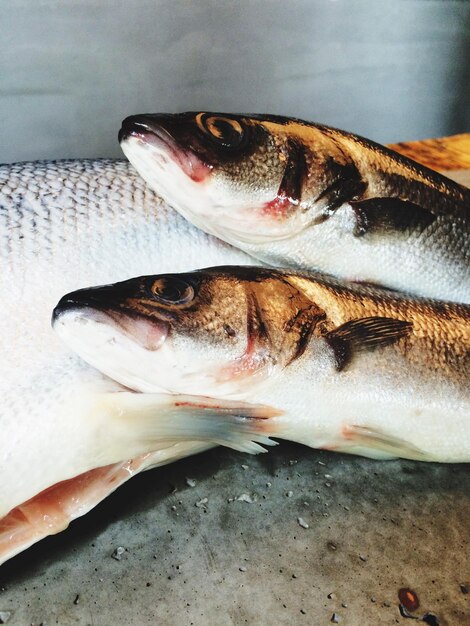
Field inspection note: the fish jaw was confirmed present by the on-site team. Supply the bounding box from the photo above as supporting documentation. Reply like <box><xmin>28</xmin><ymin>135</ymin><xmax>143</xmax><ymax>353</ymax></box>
<box><xmin>119</xmin><ymin>134</ymin><xmax>224</xmax><ymax>238</ymax></box>
<box><xmin>119</xmin><ymin>114</ymin><xmax>212</xmax><ymax>183</ymax></box>
<box><xmin>120</xmin><ymin>134</ymin><xmax>286</xmax><ymax>245</ymax></box>
<box><xmin>0</xmin><ymin>442</ymin><xmax>212</xmax><ymax>567</ymax></box>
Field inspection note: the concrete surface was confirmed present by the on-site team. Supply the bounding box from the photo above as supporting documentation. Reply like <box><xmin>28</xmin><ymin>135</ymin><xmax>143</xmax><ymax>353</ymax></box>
<box><xmin>1</xmin><ymin>444</ymin><xmax>470</xmax><ymax>625</ymax></box>
<box><xmin>1</xmin><ymin>0</ymin><xmax>470</xmax><ymax>163</ymax></box>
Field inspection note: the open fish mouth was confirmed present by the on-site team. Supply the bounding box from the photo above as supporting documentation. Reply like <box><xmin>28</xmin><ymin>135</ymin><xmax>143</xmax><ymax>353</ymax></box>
<box><xmin>119</xmin><ymin>114</ymin><xmax>211</xmax><ymax>183</ymax></box>
<box><xmin>120</xmin><ymin>123</ymin><xmax>224</xmax><ymax>242</ymax></box>
<box><xmin>53</xmin><ymin>305</ymin><xmax>169</xmax><ymax>353</ymax></box>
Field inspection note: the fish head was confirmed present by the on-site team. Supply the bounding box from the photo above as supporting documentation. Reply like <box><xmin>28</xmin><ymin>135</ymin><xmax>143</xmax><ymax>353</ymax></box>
<box><xmin>53</xmin><ymin>267</ymin><xmax>323</xmax><ymax>397</ymax></box>
<box><xmin>119</xmin><ymin>112</ymin><xmax>327</xmax><ymax>244</ymax></box>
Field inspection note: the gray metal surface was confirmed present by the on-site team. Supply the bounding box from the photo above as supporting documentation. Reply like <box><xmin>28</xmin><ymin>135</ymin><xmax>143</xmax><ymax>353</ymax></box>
<box><xmin>1</xmin><ymin>444</ymin><xmax>469</xmax><ymax>625</ymax></box>
<box><xmin>1</xmin><ymin>0</ymin><xmax>469</xmax><ymax>163</ymax></box>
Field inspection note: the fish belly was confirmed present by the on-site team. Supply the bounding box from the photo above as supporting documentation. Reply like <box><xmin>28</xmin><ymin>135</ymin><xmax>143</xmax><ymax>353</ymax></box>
<box><xmin>255</xmin><ymin>347</ymin><xmax>470</xmax><ymax>463</ymax></box>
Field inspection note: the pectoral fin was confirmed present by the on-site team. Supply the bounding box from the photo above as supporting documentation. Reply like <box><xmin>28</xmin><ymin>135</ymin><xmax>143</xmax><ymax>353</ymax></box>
<box><xmin>339</xmin><ymin>425</ymin><xmax>432</xmax><ymax>461</ymax></box>
<box><xmin>350</xmin><ymin>197</ymin><xmax>436</xmax><ymax>237</ymax></box>
<box><xmin>325</xmin><ymin>316</ymin><xmax>412</xmax><ymax>371</ymax></box>
<box><xmin>102</xmin><ymin>392</ymin><xmax>280</xmax><ymax>456</ymax></box>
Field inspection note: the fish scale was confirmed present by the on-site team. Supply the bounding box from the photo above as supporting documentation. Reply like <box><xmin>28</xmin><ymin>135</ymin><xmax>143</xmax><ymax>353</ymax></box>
<box><xmin>0</xmin><ymin>158</ymin><xmax>252</xmax><ymax>565</ymax></box>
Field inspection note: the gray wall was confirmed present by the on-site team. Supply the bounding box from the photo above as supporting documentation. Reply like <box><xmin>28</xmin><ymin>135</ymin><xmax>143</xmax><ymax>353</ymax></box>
<box><xmin>1</xmin><ymin>0</ymin><xmax>469</xmax><ymax>163</ymax></box>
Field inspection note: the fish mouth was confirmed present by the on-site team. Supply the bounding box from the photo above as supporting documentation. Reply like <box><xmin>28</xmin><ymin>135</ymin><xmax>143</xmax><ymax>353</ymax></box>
<box><xmin>53</xmin><ymin>305</ymin><xmax>169</xmax><ymax>354</ymax></box>
<box><xmin>119</xmin><ymin>114</ymin><xmax>211</xmax><ymax>183</ymax></box>
<box><xmin>53</xmin><ymin>284</ymin><xmax>170</xmax><ymax>353</ymax></box>
<box><xmin>53</xmin><ymin>290</ymin><xmax>176</xmax><ymax>395</ymax></box>
<box><xmin>119</xmin><ymin>116</ymin><xmax>306</xmax><ymax>245</ymax></box>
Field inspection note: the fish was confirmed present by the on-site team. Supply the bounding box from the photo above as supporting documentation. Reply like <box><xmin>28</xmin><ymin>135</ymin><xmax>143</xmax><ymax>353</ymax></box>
<box><xmin>0</xmin><ymin>158</ymin><xmax>254</xmax><ymax>566</ymax></box>
<box><xmin>119</xmin><ymin>112</ymin><xmax>470</xmax><ymax>303</ymax></box>
<box><xmin>53</xmin><ymin>265</ymin><xmax>470</xmax><ymax>464</ymax></box>
<box><xmin>2</xmin><ymin>132</ymin><xmax>467</xmax><ymax>566</ymax></box>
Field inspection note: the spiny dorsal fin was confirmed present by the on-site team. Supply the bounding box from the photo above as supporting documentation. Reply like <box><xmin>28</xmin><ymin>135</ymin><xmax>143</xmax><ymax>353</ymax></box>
<box><xmin>325</xmin><ymin>316</ymin><xmax>413</xmax><ymax>371</ymax></box>
<box><xmin>350</xmin><ymin>197</ymin><xmax>436</xmax><ymax>237</ymax></box>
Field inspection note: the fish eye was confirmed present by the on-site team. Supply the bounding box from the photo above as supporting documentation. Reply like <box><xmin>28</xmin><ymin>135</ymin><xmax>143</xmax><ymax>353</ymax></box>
<box><xmin>195</xmin><ymin>113</ymin><xmax>246</xmax><ymax>148</ymax></box>
<box><xmin>150</xmin><ymin>277</ymin><xmax>195</xmax><ymax>306</ymax></box>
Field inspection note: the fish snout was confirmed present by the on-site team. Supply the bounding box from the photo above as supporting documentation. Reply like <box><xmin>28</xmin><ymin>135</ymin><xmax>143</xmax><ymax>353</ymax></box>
<box><xmin>53</xmin><ymin>284</ymin><xmax>171</xmax><ymax>357</ymax></box>
<box><xmin>52</xmin><ymin>284</ymin><xmax>129</xmax><ymax>323</ymax></box>
<box><xmin>119</xmin><ymin>113</ymin><xmax>188</xmax><ymax>145</ymax></box>
<box><xmin>119</xmin><ymin>114</ymin><xmax>161</xmax><ymax>143</ymax></box>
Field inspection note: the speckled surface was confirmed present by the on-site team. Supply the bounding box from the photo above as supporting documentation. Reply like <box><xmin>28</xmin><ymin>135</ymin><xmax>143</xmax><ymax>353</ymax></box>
<box><xmin>1</xmin><ymin>443</ymin><xmax>469</xmax><ymax>625</ymax></box>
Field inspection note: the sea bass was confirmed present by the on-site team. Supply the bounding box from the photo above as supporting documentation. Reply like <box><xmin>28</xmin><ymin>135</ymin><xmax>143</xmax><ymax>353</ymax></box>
<box><xmin>53</xmin><ymin>266</ymin><xmax>470</xmax><ymax>463</ymax></box>
<box><xmin>0</xmin><ymin>159</ymin><xmax>254</xmax><ymax>566</ymax></box>
<box><xmin>119</xmin><ymin>113</ymin><xmax>470</xmax><ymax>303</ymax></box>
